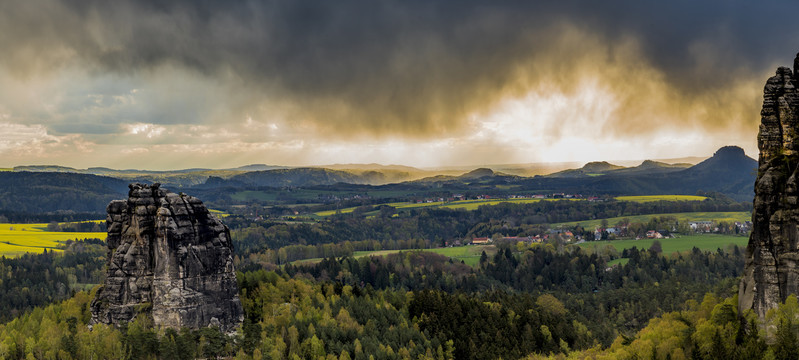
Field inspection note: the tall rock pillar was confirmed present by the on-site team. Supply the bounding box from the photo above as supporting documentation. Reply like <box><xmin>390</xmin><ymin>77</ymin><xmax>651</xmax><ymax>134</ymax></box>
<box><xmin>739</xmin><ymin>53</ymin><xmax>799</xmax><ymax>317</ymax></box>
<box><xmin>90</xmin><ymin>183</ymin><xmax>243</xmax><ymax>332</ymax></box>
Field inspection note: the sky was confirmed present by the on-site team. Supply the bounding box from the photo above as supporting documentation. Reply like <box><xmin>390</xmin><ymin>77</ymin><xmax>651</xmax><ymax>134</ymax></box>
<box><xmin>1</xmin><ymin>1</ymin><xmax>798</xmax><ymax>170</ymax></box>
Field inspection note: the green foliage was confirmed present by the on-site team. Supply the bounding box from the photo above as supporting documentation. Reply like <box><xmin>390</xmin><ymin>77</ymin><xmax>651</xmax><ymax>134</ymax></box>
<box><xmin>0</xmin><ymin>239</ymin><xmax>105</xmax><ymax>321</ymax></box>
<box><xmin>554</xmin><ymin>294</ymin><xmax>799</xmax><ymax>360</ymax></box>
<box><xmin>0</xmin><ymin>209</ymin><xmax>760</xmax><ymax>360</ymax></box>
<box><xmin>409</xmin><ymin>290</ymin><xmax>581</xmax><ymax>359</ymax></box>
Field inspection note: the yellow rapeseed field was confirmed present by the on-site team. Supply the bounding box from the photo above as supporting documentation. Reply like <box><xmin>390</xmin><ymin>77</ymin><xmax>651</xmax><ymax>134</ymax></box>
<box><xmin>615</xmin><ymin>195</ymin><xmax>708</xmax><ymax>202</ymax></box>
<box><xmin>0</xmin><ymin>222</ymin><xmax>105</xmax><ymax>257</ymax></box>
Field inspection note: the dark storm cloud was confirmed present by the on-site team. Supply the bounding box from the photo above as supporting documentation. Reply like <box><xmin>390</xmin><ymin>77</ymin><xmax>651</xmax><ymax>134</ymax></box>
<box><xmin>2</xmin><ymin>0</ymin><xmax>797</xmax><ymax>137</ymax></box>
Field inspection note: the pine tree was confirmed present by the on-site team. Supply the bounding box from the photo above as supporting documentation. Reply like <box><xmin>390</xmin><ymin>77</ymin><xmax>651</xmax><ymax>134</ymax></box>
<box><xmin>773</xmin><ymin>318</ymin><xmax>798</xmax><ymax>360</ymax></box>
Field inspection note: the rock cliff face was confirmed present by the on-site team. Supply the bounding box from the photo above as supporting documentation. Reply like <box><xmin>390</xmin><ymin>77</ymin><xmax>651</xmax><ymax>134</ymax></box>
<box><xmin>90</xmin><ymin>183</ymin><xmax>243</xmax><ymax>331</ymax></box>
<box><xmin>740</xmin><ymin>54</ymin><xmax>799</xmax><ymax>317</ymax></box>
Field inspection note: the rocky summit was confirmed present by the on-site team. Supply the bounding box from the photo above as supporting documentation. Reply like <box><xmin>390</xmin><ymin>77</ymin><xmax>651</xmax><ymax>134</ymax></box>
<box><xmin>740</xmin><ymin>53</ymin><xmax>799</xmax><ymax>318</ymax></box>
<box><xmin>90</xmin><ymin>183</ymin><xmax>243</xmax><ymax>332</ymax></box>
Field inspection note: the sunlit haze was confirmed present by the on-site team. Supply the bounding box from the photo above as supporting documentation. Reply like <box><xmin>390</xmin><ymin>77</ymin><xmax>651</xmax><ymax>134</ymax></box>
<box><xmin>0</xmin><ymin>1</ymin><xmax>794</xmax><ymax>170</ymax></box>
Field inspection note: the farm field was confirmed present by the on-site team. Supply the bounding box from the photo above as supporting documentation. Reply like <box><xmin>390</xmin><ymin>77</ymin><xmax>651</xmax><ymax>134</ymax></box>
<box><xmin>553</xmin><ymin>211</ymin><xmax>751</xmax><ymax>229</ymax></box>
<box><xmin>294</xmin><ymin>245</ymin><xmax>498</xmax><ymax>266</ymax></box>
<box><xmin>440</xmin><ymin>198</ymin><xmax>577</xmax><ymax>211</ymax></box>
<box><xmin>314</xmin><ymin>198</ymin><xmax>580</xmax><ymax>217</ymax></box>
<box><xmin>578</xmin><ymin>234</ymin><xmax>748</xmax><ymax>254</ymax></box>
<box><xmin>0</xmin><ymin>223</ymin><xmax>105</xmax><ymax>257</ymax></box>
<box><xmin>208</xmin><ymin>209</ymin><xmax>230</xmax><ymax>217</ymax></box>
<box><xmin>615</xmin><ymin>195</ymin><xmax>707</xmax><ymax>202</ymax></box>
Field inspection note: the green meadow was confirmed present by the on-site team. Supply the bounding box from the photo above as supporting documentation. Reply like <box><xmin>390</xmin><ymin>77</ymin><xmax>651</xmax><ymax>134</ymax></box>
<box><xmin>578</xmin><ymin>234</ymin><xmax>748</xmax><ymax>254</ymax></box>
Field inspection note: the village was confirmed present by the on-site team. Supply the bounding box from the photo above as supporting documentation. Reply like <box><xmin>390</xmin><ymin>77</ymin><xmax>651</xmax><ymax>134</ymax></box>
<box><xmin>463</xmin><ymin>220</ymin><xmax>752</xmax><ymax>246</ymax></box>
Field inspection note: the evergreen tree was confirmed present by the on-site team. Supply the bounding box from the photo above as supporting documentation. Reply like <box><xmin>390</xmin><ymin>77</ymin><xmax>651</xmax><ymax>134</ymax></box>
<box><xmin>774</xmin><ymin>318</ymin><xmax>799</xmax><ymax>360</ymax></box>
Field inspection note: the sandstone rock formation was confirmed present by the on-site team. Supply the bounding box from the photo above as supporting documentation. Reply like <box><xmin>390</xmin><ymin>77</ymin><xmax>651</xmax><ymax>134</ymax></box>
<box><xmin>740</xmin><ymin>53</ymin><xmax>799</xmax><ymax>317</ymax></box>
<box><xmin>91</xmin><ymin>183</ymin><xmax>243</xmax><ymax>332</ymax></box>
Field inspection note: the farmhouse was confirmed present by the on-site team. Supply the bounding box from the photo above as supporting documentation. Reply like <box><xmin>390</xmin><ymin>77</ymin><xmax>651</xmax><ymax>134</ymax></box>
<box><xmin>471</xmin><ymin>237</ymin><xmax>491</xmax><ymax>245</ymax></box>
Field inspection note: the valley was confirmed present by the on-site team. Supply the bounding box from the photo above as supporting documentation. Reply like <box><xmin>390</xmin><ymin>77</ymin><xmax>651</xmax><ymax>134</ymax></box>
<box><xmin>0</xmin><ymin>146</ymin><xmax>764</xmax><ymax>359</ymax></box>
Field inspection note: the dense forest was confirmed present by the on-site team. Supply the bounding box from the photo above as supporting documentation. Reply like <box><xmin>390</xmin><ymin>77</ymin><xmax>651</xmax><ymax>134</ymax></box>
<box><xmin>0</xmin><ymin>239</ymin><xmax>106</xmax><ymax>321</ymax></box>
<box><xmin>0</xmin><ymin>238</ymin><xmax>753</xmax><ymax>359</ymax></box>
<box><xmin>0</xmin><ymin>195</ymin><xmax>766</xmax><ymax>359</ymax></box>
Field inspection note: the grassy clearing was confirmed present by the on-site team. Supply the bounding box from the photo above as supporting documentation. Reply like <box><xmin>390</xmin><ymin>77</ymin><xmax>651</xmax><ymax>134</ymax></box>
<box><xmin>578</xmin><ymin>234</ymin><xmax>747</xmax><ymax>254</ymax></box>
<box><xmin>424</xmin><ymin>245</ymin><xmax>497</xmax><ymax>266</ymax></box>
<box><xmin>615</xmin><ymin>195</ymin><xmax>708</xmax><ymax>202</ymax></box>
<box><xmin>0</xmin><ymin>223</ymin><xmax>105</xmax><ymax>257</ymax></box>
<box><xmin>553</xmin><ymin>211</ymin><xmax>750</xmax><ymax>229</ymax></box>
<box><xmin>294</xmin><ymin>245</ymin><xmax>498</xmax><ymax>267</ymax></box>
<box><xmin>352</xmin><ymin>246</ymin><xmax>497</xmax><ymax>266</ymax></box>
<box><xmin>606</xmin><ymin>258</ymin><xmax>630</xmax><ymax>266</ymax></box>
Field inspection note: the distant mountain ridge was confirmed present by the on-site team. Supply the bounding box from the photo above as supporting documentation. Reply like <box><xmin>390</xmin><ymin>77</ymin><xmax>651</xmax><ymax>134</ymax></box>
<box><xmin>517</xmin><ymin>146</ymin><xmax>756</xmax><ymax>200</ymax></box>
<box><xmin>8</xmin><ymin>153</ymin><xmax>713</xmax><ymax>189</ymax></box>
<box><xmin>227</xmin><ymin>168</ymin><xmax>367</xmax><ymax>187</ymax></box>
<box><xmin>386</xmin><ymin>145</ymin><xmax>755</xmax><ymax>201</ymax></box>
<box><xmin>0</xmin><ymin>146</ymin><xmax>757</xmax><ymax>215</ymax></box>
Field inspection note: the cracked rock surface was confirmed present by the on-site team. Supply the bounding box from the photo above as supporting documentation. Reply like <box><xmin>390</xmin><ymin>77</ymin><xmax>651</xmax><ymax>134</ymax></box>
<box><xmin>740</xmin><ymin>53</ymin><xmax>799</xmax><ymax>318</ymax></box>
<box><xmin>90</xmin><ymin>183</ymin><xmax>243</xmax><ymax>331</ymax></box>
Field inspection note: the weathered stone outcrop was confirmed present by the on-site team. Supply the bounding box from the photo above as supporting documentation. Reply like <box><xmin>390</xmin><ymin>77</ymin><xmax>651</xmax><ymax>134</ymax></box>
<box><xmin>90</xmin><ymin>183</ymin><xmax>243</xmax><ymax>332</ymax></box>
<box><xmin>739</xmin><ymin>53</ymin><xmax>799</xmax><ymax>318</ymax></box>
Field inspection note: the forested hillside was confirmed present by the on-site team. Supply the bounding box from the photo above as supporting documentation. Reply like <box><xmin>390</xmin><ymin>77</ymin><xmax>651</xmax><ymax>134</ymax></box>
<box><xmin>0</xmin><ymin>237</ymin><xmax>748</xmax><ymax>359</ymax></box>
<box><xmin>0</xmin><ymin>172</ymin><xmax>126</xmax><ymax>214</ymax></box>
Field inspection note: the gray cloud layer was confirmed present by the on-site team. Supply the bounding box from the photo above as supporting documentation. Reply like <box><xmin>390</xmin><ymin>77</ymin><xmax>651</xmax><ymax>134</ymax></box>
<box><xmin>1</xmin><ymin>1</ymin><xmax>798</xmax><ymax>143</ymax></box>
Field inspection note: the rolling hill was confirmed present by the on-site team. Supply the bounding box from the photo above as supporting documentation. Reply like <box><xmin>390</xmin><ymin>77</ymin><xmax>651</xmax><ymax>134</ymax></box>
<box><xmin>0</xmin><ymin>146</ymin><xmax>757</xmax><ymax>214</ymax></box>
